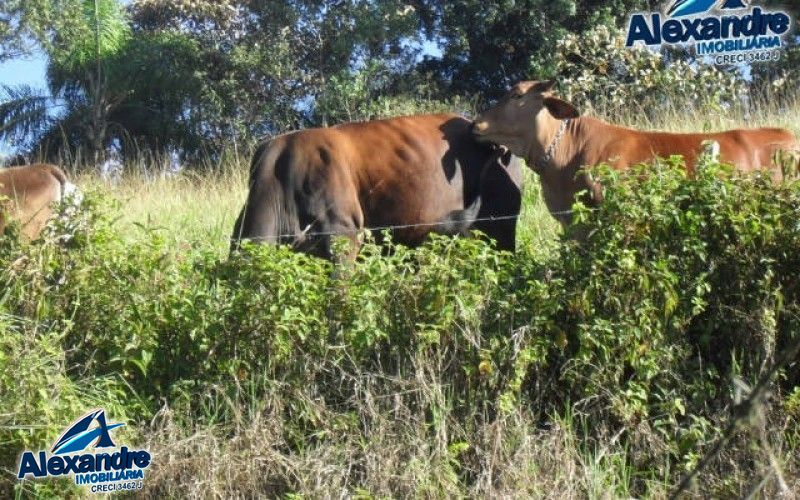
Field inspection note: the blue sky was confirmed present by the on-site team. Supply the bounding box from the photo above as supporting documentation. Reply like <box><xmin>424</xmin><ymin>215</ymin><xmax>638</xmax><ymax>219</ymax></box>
<box><xmin>0</xmin><ymin>52</ymin><xmax>47</xmax><ymax>88</ymax></box>
<box><xmin>0</xmin><ymin>52</ymin><xmax>48</xmax><ymax>156</ymax></box>
<box><xmin>0</xmin><ymin>37</ymin><xmax>441</xmax><ymax>157</ymax></box>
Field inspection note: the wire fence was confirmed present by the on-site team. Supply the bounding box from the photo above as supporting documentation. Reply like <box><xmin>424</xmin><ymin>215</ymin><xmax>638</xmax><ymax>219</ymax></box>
<box><xmin>228</xmin><ymin>210</ymin><xmax>575</xmax><ymax>242</ymax></box>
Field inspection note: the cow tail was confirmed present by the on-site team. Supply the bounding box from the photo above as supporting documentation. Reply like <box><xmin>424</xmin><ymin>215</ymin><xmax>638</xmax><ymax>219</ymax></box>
<box><xmin>230</xmin><ymin>139</ymin><xmax>298</xmax><ymax>253</ymax></box>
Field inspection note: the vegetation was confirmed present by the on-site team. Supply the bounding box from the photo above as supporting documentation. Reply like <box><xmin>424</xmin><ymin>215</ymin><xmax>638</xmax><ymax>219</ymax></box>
<box><xmin>555</xmin><ymin>25</ymin><xmax>745</xmax><ymax>116</ymax></box>
<box><xmin>1</xmin><ymin>1</ymin><xmax>799</xmax><ymax>497</ymax></box>
<box><xmin>1</xmin><ymin>100</ymin><xmax>799</xmax><ymax>496</ymax></box>
<box><xmin>1</xmin><ymin>0</ymin><xmax>797</xmax><ymax>165</ymax></box>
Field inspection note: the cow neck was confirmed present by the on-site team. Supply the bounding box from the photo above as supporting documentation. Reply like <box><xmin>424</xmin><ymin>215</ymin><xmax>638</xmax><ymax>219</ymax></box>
<box><xmin>528</xmin><ymin>114</ymin><xmax>575</xmax><ymax>173</ymax></box>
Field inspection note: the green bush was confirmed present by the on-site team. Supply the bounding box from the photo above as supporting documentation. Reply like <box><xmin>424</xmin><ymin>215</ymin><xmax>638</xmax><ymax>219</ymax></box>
<box><xmin>561</xmin><ymin>158</ymin><xmax>800</xmax><ymax>462</ymax></box>
<box><xmin>1</xmin><ymin>157</ymin><xmax>798</xmax><ymax>496</ymax></box>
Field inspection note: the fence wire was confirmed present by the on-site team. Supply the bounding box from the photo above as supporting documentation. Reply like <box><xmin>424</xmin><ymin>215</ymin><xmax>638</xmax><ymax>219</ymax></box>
<box><xmin>229</xmin><ymin>211</ymin><xmax>575</xmax><ymax>242</ymax></box>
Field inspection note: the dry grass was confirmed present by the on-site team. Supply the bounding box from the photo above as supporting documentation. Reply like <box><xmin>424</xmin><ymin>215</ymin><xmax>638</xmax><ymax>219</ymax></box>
<box><xmin>138</xmin><ymin>381</ymin><xmax>799</xmax><ymax>498</ymax></box>
<box><xmin>72</xmin><ymin>167</ymin><xmax>248</xmax><ymax>256</ymax></box>
<box><xmin>141</xmin><ymin>382</ymin><xmax>670</xmax><ymax>499</ymax></box>
<box><xmin>597</xmin><ymin>91</ymin><xmax>800</xmax><ymax>136</ymax></box>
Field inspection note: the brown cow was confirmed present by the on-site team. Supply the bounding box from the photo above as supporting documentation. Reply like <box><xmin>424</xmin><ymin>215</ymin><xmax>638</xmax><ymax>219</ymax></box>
<box><xmin>0</xmin><ymin>164</ymin><xmax>79</xmax><ymax>239</ymax></box>
<box><xmin>472</xmin><ymin>80</ymin><xmax>799</xmax><ymax>225</ymax></box>
<box><xmin>231</xmin><ymin>114</ymin><xmax>523</xmax><ymax>259</ymax></box>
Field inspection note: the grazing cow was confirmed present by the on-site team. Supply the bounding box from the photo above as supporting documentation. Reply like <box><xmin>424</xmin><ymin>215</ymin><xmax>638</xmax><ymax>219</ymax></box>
<box><xmin>472</xmin><ymin>80</ymin><xmax>799</xmax><ymax>225</ymax></box>
<box><xmin>0</xmin><ymin>164</ymin><xmax>79</xmax><ymax>239</ymax></box>
<box><xmin>231</xmin><ymin>114</ymin><xmax>524</xmax><ymax>259</ymax></box>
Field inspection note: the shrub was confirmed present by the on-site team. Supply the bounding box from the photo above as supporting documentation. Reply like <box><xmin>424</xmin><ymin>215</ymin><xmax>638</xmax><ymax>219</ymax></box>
<box><xmin>1</xmin><ymin>157</ymin><xmax>799</xmax><ymax>496</ymax></box>
<box><xmin>562</xmin><ymin>158</ymin><xmax>800</xmax><ymax>466</ymax></box>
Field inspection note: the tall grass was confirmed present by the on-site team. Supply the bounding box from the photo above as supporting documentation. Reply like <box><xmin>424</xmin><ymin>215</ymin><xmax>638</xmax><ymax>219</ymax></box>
<box><xmin>80</xmin><ymin>97</ymin><xmax>800</xmax><ymax>254</ymax></box>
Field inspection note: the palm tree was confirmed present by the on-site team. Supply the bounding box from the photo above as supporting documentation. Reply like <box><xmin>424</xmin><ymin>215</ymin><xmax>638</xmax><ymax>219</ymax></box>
<box><xmin>0</xmin><ymin>0</ymin><xmax>130</xmax><ymax>164</ymax></box>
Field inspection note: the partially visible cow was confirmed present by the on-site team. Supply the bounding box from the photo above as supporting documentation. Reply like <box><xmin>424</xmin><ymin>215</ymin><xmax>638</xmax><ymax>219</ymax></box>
<box><xmin>472</xmin><ymin>80</ymin><xmax>799</xmax><ymax>225</ymax></box>
<box><xmin>0</xmin><ymin>164</ymin><xmax>80</xmax><ymax>239</ymax></box>
<box><xmin>231</xmin><ymin>114</ymin><xmax>524</xmax><ymax>259</ymax></box>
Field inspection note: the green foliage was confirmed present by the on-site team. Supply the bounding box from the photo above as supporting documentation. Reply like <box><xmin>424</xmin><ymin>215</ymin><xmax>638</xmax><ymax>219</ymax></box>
<box><xmin>0</xmin><ymin>0</ymin><xmax>56</xmax><ymax>61</ymax></box>
<box><xmin>566</xmin><ymin>158</ymin><xmax>799</xmax><ymax>417</ymax></box>
<box><xmin>0</xmin><ymin>84</ymin><xmax>52</xmax><ymax>150</ymax></box>
<box><xmin>555</xmin><ymin>25</ymin><xmax>745</xmax><ymax>115</ymax></box>
<box><xmin>106</xmin><ymin>30</ymin><xmax>206</xmax><ymax>152</ymax></box>
<box><xmin>750</xmin><ymin>0</ymin><xmax>800</xmax><ymax>97</ymax></box>
<box><xmin>0</xmin><ymin>314</ymin><xmax>136</xmax><ymax>498</ymax></box>
<box><xmin>1</xmin><ymin>157</ymin><xmax>799</xmax><ymax>495</ymax></box>
<box><xmin>125</xmin><ymin>0</ymin><xmax>427</xmax><ymax>156</ymax></box>
<box><xmin>50</xmin><ymin>0</ymin><xmax>131</xmax><ymax>74</ymax></box>
<box><xmin>412</xmin><ymin>0</ymin><xmax>657</xmax><ymax>99</ymax></box>
<box><xmin>314</xmin><ymin>61</ymin><xmax>479</xmax><ymax>124</ymax></box>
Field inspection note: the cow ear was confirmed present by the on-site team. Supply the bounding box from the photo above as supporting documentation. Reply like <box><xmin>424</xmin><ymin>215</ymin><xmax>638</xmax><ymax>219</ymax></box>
<box><xmin>531</xmin><ymin>80</ymin><xmax>556</xmax><ymax>93</ymax></box>
<box><xmin>543</xmin><ymin>96</ymin><xmax>580</xmax><ymax>119</ymax></box>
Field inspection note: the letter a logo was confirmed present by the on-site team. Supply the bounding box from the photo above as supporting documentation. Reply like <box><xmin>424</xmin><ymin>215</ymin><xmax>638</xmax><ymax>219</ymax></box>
<box><xmin>51</xmin><ymin>409</ymin><xmax>125</xmax><ymax>455</ymax></box>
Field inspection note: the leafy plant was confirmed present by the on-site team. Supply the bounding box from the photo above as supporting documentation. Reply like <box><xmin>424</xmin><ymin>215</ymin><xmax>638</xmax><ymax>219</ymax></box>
<box><xmin>2</xmin><ymin>155</ymin><xmax>799</xmax><ymax>496</ymax></box>
<box><xmin>555</xmin><ymin>25</ymin><xmax>746</xmax><ymax>116</ymax></box>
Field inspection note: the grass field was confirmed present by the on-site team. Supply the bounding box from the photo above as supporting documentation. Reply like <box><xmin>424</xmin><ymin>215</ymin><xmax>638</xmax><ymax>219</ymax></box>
<box><xmin>3</xmin><ymin>101</ymin><xmax>800</xmax><ymax>498</ymax></box>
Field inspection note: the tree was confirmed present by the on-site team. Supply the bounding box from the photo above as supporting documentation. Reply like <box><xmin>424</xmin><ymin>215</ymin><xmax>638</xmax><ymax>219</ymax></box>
<box><xmin>411</xmin><ymin>0</ymin><xmax>660</xmax><ymax>99</ymax></box>
<box><xmin>7</xmin><ymin>0</ymin><xmax>790</xmax><ymax>166</ymax></box>
<box><xmin>128</xmin><ymin>0</ymin><xmax>424</xmax><ymax>151</ymax></box>
<box><xmin>3</xmin><ymin>0</ymin><xmax>427</xmax><ymax>163</ymax></box>
<box><xmin>749</xmin><ymin>1</ymin><xmax>799</xmax><ymax>101</ymax></box>
<box><xmin>554</xmin><ymin>25</ymin><xmax>745</xmax><ymax>116</ymax></box>
<box><xmin>52</xmin><ymin>0</ymin><xmax>131</xmax><ymax>161</ymax></box>
<box><xmin>0</xmin><ymin>0</ymin><xmax>132</xmax><ymax>163</ymax></box>
<box><xmin>0</xmin><ymin>0</ymin><xmax>51</xmax><ymax>61</ymax></box>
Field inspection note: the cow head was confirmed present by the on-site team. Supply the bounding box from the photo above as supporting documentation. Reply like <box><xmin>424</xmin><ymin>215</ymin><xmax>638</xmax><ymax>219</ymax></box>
<box><xmin>472</xmin><ymin>80</ymin><xmax>580</xmax><ymax>160</ymax></box>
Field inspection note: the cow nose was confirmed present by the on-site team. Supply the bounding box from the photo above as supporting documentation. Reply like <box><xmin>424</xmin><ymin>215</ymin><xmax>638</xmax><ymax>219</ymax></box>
<box><xmin>473</xmin><ymin>121</ymin><xmax>489</xmax><ymax>134</ymax></box>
